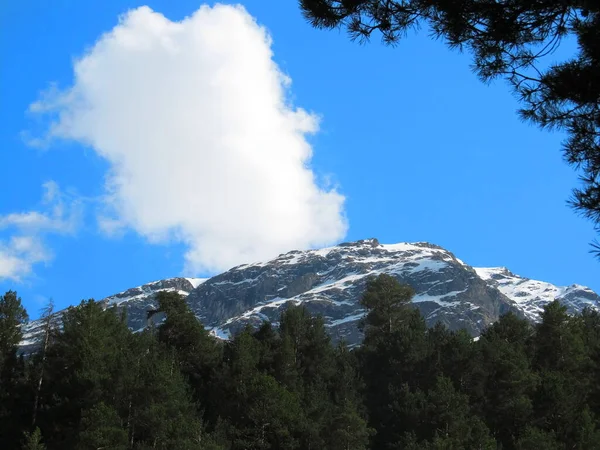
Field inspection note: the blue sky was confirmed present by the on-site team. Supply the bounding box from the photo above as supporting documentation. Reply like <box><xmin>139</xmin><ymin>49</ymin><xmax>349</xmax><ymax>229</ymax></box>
<box><xmin>1</xmin><ymin>0</ymin><xmax>596</xmax><ymax>318</ymax></box>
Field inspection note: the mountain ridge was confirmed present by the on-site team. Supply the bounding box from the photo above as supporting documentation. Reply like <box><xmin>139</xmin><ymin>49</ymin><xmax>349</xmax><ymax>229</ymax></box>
<box><xmin>20</xmin><ymin>238</ymin><xmax>600</xmax><ymax>348</ymax></box>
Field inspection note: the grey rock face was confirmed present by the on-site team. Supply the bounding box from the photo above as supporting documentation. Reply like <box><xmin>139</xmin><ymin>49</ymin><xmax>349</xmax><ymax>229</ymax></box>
<box><xmin>19</xmin><ymin>239</ymin><xmax>600</xmax><ymax>349</ymax></box>
<box><xmin>186</xmin><ymin>239</ymin><xmax>522</xmax><ymax>342</ymax></box>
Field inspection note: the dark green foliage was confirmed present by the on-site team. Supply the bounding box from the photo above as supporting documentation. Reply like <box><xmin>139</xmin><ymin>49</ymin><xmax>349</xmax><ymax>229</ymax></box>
<box><xmin>407</xmin><ymin>376</ymin><xmax>496</xmax><ymax>449</ymax></box>
<box><xmin>77</xmin><ymin>402</ymin><xmax>128</xmax><ymax>450</ymax></box>
<box><xmin>21</xmin><ymin>427</ymin><xmax>45</xmax><ymax>450</ymax></box>
<box><xmin>357</xmin><ymin>275</ymin><xmax>493</xmax><ymax>449</ymax></box>
<box><xmin>0</xmin><ymin>290</ymin><xmax>28</xmax><ymax>372</ymax></box>
<box><xmin>515</xmin><ymin>426</ymin><xmax>561</xmax><ymax>450</ymax></box>
<box><xmin>358</xmin><ymin>275</ymin><xmax>429</xmax><ymax>447</ymax></box>
<box><xmin>360</xmin><ymin>273</ymin><xmax>414</xmax><ymax>337</ymax></box>
<box><xmin>35</xmin><ymin>300</ymin><xmax>132</xmax><ymax>448</ymax></box>
<box><xmin>300</xmin><ymin>0</ymin><xmax>600</xmax><ymax>248</ymax></box>
<box><xmin>21</xmin><ymin>299</ymin><xmax>204</xmax><ymax>449</ymax></box>
<box><xmin>3</xmin><ymin>285</ymin><xmax>600</xmax><ymax>449</ymax></box>
<box><xmin>156</xmin><ymin>291</ymin><xmax>222</xmax><ymax>424</ymax></box>
<box><xmin>0</xmin><ymin>291</ymin><xmax>30</xmax><ymax>449</ymax></box>
<box><xmin>325</xmin><ymin>400</ymin><xmax>371</xmax><ymax>450</ymax></box>
<box><xmin>471</xmin><ymin>313</ymin><xmax>537</xmax><ymax>447</ymax></box>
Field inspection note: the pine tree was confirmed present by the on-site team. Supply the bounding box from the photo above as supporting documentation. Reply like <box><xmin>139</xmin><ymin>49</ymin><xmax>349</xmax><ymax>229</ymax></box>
<box><xmin>220</xmin><ymin>327</ymin><xmax>303</xmax><ymax>450</ymax></box>
<box><xmin>472</xmin><ymin>312</ymin><xmax>537</xmax><ymax>448</ymax></box>
<box><xmin>360</xmin><ymin>274</ymin><xmax>414</xmax><ymax>339</ymax></box>
<box><xmin>278</xmin><ymin>305</ymin><xmax>337</xmax><ymax>449</ymax></box>
<box><xmin>532</xmin><ymin>301</ymin><xmax>589</xmax><ymax>446</ymax></box>
<box><xmin>156</xmin><ymin>291</ymin><xmax>222</xmax><ymax>424</ymax></box>
<box><xmin>21</xmin><ymin>427</ymin><xmax>45</xmax><ymax>450</ymax></box>
<box><xmin>422</xmin><ymin>376</ymin><xmax>495</xmax><ymax>449</ymax></box>
<box><xmin>253</xmin><ymin>321</ymin><xmax>279</xmax><ymax>377</ymax></box>
<box><xmin>326</xmin><ymin>400</ymin><xmax>371</xmax><ymax>450</ymax></box>
<box><xmin>515</xmin><ymin>427</ymin><xmax>561</xmax><ymax>450</ymax></box>
<box><xmin>572</xmin><ymin>407</ymin><xmax>600</xmax><ymax>449</ymax></box>
<box><xmin>36</xmin><ymin>300</ymin><xmax>132</xmax><ymax>448</ymax></box>
<box><xmin>576</xmin><ymin>307</ymin><xmax>600</xmax><ymax>418</ymax></box>
<box><xmin>424</xmin><ymin>324</ymin><xmax>476</xmax><ymax>394</ymax></box>
<box><xmin>0</xmin><ymin>291</ymin><xmax>30</xmax><ymax>449</ymax></box>
<box><xmin>0</xmin><ymin>290</ymin><xmax>28</xmax><ymax>373</ymax></box>
<box><xmin>357</xmin><ymin>275</ymin><xmax>429</xmax><ymax>448</ymax></box>
<box><xmin>325</xmin><ymin>342</ymin><xmax>373</xmax><ymax>450</ymax></box>
<box><xmin>125</xmin><ymin>330</ymin><xmax>203</xmax><ymax>449</ymax></box>
<box><xmin>77</xmin><ymin>402</ymin><xmax>128</xmax><ymax>450</ymax></box>
<box><xmin>391</xmin><ymin>376</ymin><xmax>495</xmax><ymax>449</ymax></box>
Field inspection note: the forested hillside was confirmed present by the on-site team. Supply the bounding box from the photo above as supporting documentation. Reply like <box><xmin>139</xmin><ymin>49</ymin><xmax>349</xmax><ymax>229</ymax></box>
<box><xmin>2</xmin><ymin>274</ymin><xmax>600</xmax><ymax>449</ymax></box>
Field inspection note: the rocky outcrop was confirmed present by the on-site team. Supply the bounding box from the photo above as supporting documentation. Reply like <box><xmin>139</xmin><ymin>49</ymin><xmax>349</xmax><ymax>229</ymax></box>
<box><xmin>186</xmin><ymin>239</ymin><xmax>522</xmax><ymax>342</ymax></box>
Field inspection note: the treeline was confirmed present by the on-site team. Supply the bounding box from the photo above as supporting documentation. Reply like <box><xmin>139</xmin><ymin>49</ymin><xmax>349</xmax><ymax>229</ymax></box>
<box><xmin>2</xmin><ymin>274</ymin><xmax>600</xmax><ymax>449</ymax></box>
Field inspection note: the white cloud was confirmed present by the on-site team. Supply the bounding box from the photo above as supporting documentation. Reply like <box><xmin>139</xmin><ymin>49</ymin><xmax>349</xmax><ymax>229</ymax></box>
<box><xmin>0</xmin><ymin>182</ymin><xmax>81</xmax><ymax>281</ymax></box>
<box><xmin>30</xmin><ymin>4</ymin><xmax>347</xmax><ymax>273</ymax></box>
<box><xmin>0</xmin><ymin>237</ymin><xmax>50</xmax><ymax>281</ymax></box>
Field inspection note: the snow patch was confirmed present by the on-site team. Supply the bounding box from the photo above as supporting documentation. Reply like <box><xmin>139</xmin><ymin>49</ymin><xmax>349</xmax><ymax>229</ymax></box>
<box><xmin>186</xmin><ymin>278</ymin><xmax>207</xmax><ymax>289</ymax></box>
<box><xmin>328</xmin><ymin>312</ymin><xmax>366</xmax><ymax>327</ymax></box>
<box><xmin>209</xmin><ymin>326</ymin><xmax>231</xmax><ymax>340</ymax></box>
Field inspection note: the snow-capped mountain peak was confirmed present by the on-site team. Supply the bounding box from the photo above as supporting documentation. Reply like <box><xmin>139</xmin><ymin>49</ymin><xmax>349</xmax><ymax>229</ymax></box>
<box><xmin>19</xmin><ymin>240</ymin><xmax>600</xmax><ymax>350</ymax></box>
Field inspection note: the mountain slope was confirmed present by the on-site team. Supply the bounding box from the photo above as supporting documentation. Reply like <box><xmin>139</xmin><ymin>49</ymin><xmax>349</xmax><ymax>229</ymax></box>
<box><xmin>19</xmin><ymin>239</ymin><xmax>600</xmax><ymax>348</ymax></box>
<box><xmin>19</xmin><ymin>277</ymin><xmax>206</xmax><ymax>354</ymax></box>
<box><xmin>475</xmin><ymin>267</ymin><xmax>599</xmax><ymax>321</ymax></box>
<box><xmin>187</xmin><ymin>239</ymin><xmax>517</xmax><ymax>342</ymax></box>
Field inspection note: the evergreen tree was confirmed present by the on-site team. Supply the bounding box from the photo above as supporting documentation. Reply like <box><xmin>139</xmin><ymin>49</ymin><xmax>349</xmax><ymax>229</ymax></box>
<box><xmin>360</xmin><ymin>274</ymin><xmax>414</xmax><ymax>339</ymax></box>
<box><xmin>0</xmin><ymin>291</ymin><xmax>30</xmax><ymax>449</ymax></box>
<box><xmin>579</xmin><ymin>308</ymin><xmax>600</xmax><ymax>417</ymax></box>
<box><xmin>0</xmin><ymin>290</ymin><xmax>28</xmax><ymax>373</ymax></box>
<box><xmin>77</xmin><ymin>402</ymin><xmax>128</xmax><ymax>450</ymax></box>
<box><xmin>278</xmin><ymin>305</ymin><xmax>336</xmax><ymax>448</ymax></box>
<box><xmin>325</xmin><ymin>342</ymin><xmax>373</xmax><ymax>450</ymax></box>
<box><xmin>392</xmin><ymin>377</ymin><xmax>495</xmax><ymax>449</ymax></box>
<box><xmin>534</xmin><ymin>301</ymin><xmax>586</xmax><ymax>373</ymax></box>
<box><xmin>219</xmin><ymin>327</ymin><xmax>303</xmax><ymax>450</ymax></box>
<box><xmin>325</xmin><ymin>400</ymin><xmax>371</xmax><ymax>450</ymax></box>
<box><xmin>156</xmin><ymin>291</ymin><xmax>222</xmax><ymax>424</ymax></box>
<box><xmin>253</xmin><ymin>321</ymin><xmax>279</xmax><ymax>377</ymax></box>
<box><xmin>126</xmin><ymin>330</ymin><xmax>203</xmax><ymax>449</ymax></box>
<box><xmin>36</xmin><ymin>300</ymin><xmax>132</xmax><ymax>448</ymax></box>
<box><xmin>472</xmin><ymin>312</ymin><xmax>537</xmax><ymax>448</ymax></box>
<box><xmin>357</xmin><ymin>275</ymin><xmax>429</xmax><ymax>448</ymax></box>
<box><xmin>4</xmin><ymin>277</ymin><xmax>600</xmax><ymax>450</ymax></box>
<box><xmin>21</xmin><ymin>427</ymin><xmax>45</xmax><ymax>450</ymax></box>
<box><xmin>531</xmin><ymin>301</ymin><xmax>589</xmax><ymax>446</ymax></box>
<box><xmin>424</xmin><ymin>324</ymin><xmax>476</xmax><ymax>394</ymax></box>
<box><xmin>515</xmin><ymin>427</ymin><xmax>561</xmax><ymax>450</ymax></box>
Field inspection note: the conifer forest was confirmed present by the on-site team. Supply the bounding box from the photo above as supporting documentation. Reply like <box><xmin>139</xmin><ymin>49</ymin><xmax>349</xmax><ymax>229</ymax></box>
<box><xmin>3</xmin><ymin>274</ymin><xmax>600</xmax><ymax>449</ymax></box>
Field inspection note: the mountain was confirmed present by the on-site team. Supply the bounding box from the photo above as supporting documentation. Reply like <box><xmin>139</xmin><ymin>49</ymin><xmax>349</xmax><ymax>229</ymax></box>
<box><xmin>475</xmin><ymin>266</ymin><xmax>600</xmax><ymax>321</ymax></box>
<box><xmin>19</xmin><ymin>239</ymin><xmax>600</xmax><ymax>349</ymax></box>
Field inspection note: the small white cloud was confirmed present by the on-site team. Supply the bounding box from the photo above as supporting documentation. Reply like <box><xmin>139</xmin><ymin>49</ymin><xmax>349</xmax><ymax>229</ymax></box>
<box><xmin>0</xmin><ymin>182</ymin><xmax>81</xmax><ymax>282</ymax></box>
<box><xmin>0</xmin><ymin>236</ymin><xmax>51</xmax><ymax>281</ymax></box>
<box><xmin>29</xmin><ymin>4</ymin><xmax>347</xmax><ymax>273</ymax></box>
<box><xmin>0</xmin><ymin>181</ymin><xmax>80</xmax><ymax>235</ymax></box>
<box><xmin>97</xmin><ymin>215</ymin><xmax>126</xmax><ymax>237</ymax></box>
